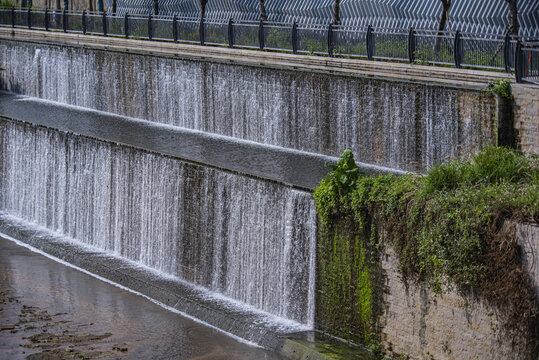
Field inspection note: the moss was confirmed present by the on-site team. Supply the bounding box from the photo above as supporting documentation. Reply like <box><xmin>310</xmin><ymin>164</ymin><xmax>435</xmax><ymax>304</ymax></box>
<box><xmin>315</xmin><ymin>147</ymin><xmax>538</xmax><ymax>348</ymax></box>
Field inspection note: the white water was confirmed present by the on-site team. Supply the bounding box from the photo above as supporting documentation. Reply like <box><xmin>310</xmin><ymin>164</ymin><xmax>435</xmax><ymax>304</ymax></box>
<box><xmin>0</xmin><ymin>42</ymin><xmax>496</xmax><ymax>171</ymax></box>
<box><xmin>0</xmin><ymin>120</ymin><xmax>317</xmax><ymax>326</ymax></box>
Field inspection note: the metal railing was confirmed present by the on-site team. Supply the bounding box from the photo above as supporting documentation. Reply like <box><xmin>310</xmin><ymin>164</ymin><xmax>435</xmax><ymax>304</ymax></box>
<box><xmin>1</xmin><ymin>7</ymin><xmax>536</xmax><ymax>83</ymax></box>
<box><xmin>515</xmin><ymin>41</ymin><xmax>539</xmax><ymax>84</ymax></box>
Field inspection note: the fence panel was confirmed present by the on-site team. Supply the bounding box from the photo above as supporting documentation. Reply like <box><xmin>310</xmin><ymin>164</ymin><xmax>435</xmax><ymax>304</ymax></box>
<box><xmin>176</xmin><ymin>17</ymin><xmax>199</xmax><ymax>43</ymax></box>
<box><xmin>13</xmin><ymin>8</ymin><xmax>26</xmax><ymax>27</ymax></box>
<box><xmin>373</xmin><ymin>28</ymin><xmax>408</xmax><ymax>61</ymax></box>
<box><xmin>152</xmin><ymin>16</ymin><xmax>174</xmax><ymax>41</ymax></box>
<box><xmin>233</xmin><ymin>21</ymin><xmax>259</xmax><ymax>49</ymax></box>
<box><xmin>263</xmin><ymin>22</ymin><xmax>292</xmax><ymax>51</ymax></box>
<box><xmin>0</xmin><ymin>8</ymin><xmax>10</xmax><ymax>26</ymax></box>
<box><xmin>460</xmin><ymin>33</ymin><xmax>505</xmax><ymax>70</ymax></box>
<box><xmin>333</xmin><ymin>25</ymin><xmax>367</xmax><ymax>58</ymax></box>
<box><xmin>205</xmin><ymin>19</ymin><xmax>228</xmax><ymax>45</ymax></box>
<box><xmin>30</xmin><ymin>9</ymin><xmax>47</xmax><ymax>30</ymax></box>
<box><xmin>297</xmin><ymin>24</ymin><xmax>328</xmax><ymax>55</ymax></box>
<box><xmin>107</xmin><ymin>15</ymin><xmax>124</xmax><ymax>36</ymax></box>
<box><xmin>522</xmin><ymin>44</ymin><xmax>539</xmax><ymax>83</ymax></box>
<box><xmin>85</xmin><ymin>12</ymin><xmax>104</xmax><ymax>35</ymax></box>
<box><xmin>66</xmin><ymin>12</ymin><xmax>83</xmax><ymax>33</ymax></box>
<box><xmin>128</xmin><ymin>15</ymin><xmax>149</xmax><ymax>39</ymax></box>
<box><xmin>415</xmin><ymin>30</ymin><xmax>455</xmax><ymax>65</ymax></box>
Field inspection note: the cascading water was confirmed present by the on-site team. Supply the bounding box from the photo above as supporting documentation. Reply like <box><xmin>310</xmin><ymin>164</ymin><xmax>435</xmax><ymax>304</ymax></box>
<box><xmin>0</xmin><ymin>119</ymin><xmax>317</xmax><ymax>326</ymax></box>
<box><xmin>0</xmin><ymin>41</ymin><xmax>496</xmax><ymax>172</ymax></box>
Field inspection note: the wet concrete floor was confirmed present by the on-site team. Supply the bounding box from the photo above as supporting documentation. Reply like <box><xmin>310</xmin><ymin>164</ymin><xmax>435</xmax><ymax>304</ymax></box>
<box><xmin>0</xmin><ymin>236</ymin><xmax>284</xmax><ymax>360</ymax></box>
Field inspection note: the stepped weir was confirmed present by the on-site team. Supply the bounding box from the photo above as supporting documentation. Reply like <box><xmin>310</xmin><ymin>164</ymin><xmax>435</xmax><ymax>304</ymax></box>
<box><xmin>0</xmin><ymin>27</ymin><xmax>531</xmax><ymax>359</ymax></box>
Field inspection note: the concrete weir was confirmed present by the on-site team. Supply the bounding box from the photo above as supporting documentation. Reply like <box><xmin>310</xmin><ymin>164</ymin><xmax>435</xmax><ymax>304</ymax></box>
<box><xmin>0</xmin><ymin>92</ymin><xmax>383</xmax><ymax>358</ymax></box>
<box><xmin>0</xmin><ymin>27</ymin><xmax>523</xmax><ymax>359</ymax></box>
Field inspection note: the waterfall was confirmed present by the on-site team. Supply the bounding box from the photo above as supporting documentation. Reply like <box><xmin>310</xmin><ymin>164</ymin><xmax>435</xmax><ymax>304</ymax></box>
<box><xmin>0</xmin><ymin>41</ymin><xmax>496</xmax><ymax>172</ymax></box>
<box><xmin>0</xmin><ymin>119</ymin><xmax>317</xmax><ymax>326</ymax></box>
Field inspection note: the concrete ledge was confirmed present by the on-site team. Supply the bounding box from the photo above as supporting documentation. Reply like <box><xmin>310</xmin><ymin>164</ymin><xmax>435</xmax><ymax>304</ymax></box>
<box><xmin>0</xmin><ymin>92</ymin><xmax>405</xmax><ymax>190</ymax></box>
<box><xmin>0</xmin><ymin>27</ymin><xmax>513</xmax><ymax>89</ymax></box>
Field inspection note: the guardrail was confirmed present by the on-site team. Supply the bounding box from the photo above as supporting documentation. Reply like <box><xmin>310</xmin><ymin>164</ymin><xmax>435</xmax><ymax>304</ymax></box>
<box><xmin>1</xmin><ymin>7</ymin><xmax>537</xmax><ymax>83</ymax></box>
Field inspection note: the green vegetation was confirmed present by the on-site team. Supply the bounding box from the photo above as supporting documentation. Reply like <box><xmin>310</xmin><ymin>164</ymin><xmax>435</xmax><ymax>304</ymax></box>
<box><xmin>486</xmin><ymin>78</ymin><xmax>514</xmax><ymax>100</ymax></box>
<box><xmin>0</xmin><ymin>1</ymin><xmax>16</xmax><ymax>7</ymax></box>
<box><xmin>314</xmin><ymin>147</ymin><xmax>538</xmax><ymax>342</ymax></box>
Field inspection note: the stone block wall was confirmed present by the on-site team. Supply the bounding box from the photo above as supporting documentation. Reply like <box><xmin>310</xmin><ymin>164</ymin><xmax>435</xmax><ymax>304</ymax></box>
<box><xmin>316</xmin><ymin>222</ymin><xmax>539</xmax><ymax>359</ymax></box>
<box><xmin>513</xmin><ymin>84</ymin><xmax>539</xmax><ymax>156</ymax></box>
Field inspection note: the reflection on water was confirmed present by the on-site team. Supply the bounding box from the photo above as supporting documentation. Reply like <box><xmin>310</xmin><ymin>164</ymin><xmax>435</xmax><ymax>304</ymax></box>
<box><xmin>0</xmin><ymin>236</ymin><xmax>284</xmax><ymax>360</ymax></box>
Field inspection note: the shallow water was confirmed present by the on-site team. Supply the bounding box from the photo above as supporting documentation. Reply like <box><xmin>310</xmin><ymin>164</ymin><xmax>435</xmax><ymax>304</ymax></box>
<box><xmin>0</xmin><ymin>236</ymin><xmax>284</xmax><ymax>360</ymax></box>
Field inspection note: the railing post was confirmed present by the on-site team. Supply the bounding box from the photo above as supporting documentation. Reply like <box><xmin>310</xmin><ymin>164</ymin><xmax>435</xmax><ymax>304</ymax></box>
<box><xmin>148</xmin><ymin>13</ymin><xmax>152</xmax><ymax>40</ymax></box>
<box><xmin>44</xmin><ymin>8</ymin><xmax>49</xmax><ymax>31</ymax></box>
<box><xmin>124</xmin><ymin>13</ymin><xmax>129</xmax><ymax>38</ymax></box>
<box><xmin>62</xmin><ymin>9</ymin><xmax>67</xmax><ymax>32</ymax></box>
<box><xmin>503</xmin><ymin>33</ymin><xmax>511</xmax><ymax>72</ymax></box>
<box><xmin>82</xmin><ymin>10</ymin><xmax>86</xmax><ymax>34</ymax></box>
<box><xmin>514</xmin><ymin>39</ymin><xmax>523</xmax><ymax>83</ymax></box>
<box><xmin>366</xmin><ymin>25</ymin><xmax>374</xmax><ymax>60</ymax></box>
<box><xmin>199</xmin><ymin>16</ymin><xmax>205</xmax><ymax>45</ymax></box>
<box><xmin>27</xmin><ymin>7</ymin><xmax>31</xmax><ymax>29</ymax></box>
<box><xmin>228</xmin><ymin>18</ymin><xmax>234</xmax><ymax>48</ymax></box>
<box><xmin>454</xmin><ymin>30</ymin><xmax>462</xmax><ymax>68</ymax></box>
<box><xmin>172</xmin><ymin>15</ymin><xmax>177</xmax><ymax>42</ymax></box>
<box><xmin>408</xmin><ymin>27</ymin><xmax>415</xmax><ymax>63</ymax></box>
<box><xmin>10</xmin><ymin>7</ymin><xmax>14</xmax><ymax>28</ymax></box>
<box><xmin>259</xmin><ymin>19</ymin><xmax>265</xmax><ymax>50</ymax></box>
<box><xmin>292</xmin><ymin>21</ymin><xmax>298</xmax><ymax>54</ymax></box>
<box><xmin>328</xmin><ymin>23</ymin><xmax>334</xmax><ymax>57</ymax></box>
<box><xmin>103</xmin><ymin>11</ymin><xmax>107</xmax><ymax>36</ymax></box>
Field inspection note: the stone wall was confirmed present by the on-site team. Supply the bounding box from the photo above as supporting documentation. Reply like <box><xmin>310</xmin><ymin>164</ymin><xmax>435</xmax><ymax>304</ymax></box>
<box><xmin>316</xmin><ymin>221</ymin><xmax>539</xmax><ymax>359</ymax></box>
<box><xmin>513</xmin><ymin>84</ymin><xmax>539</xmax><ymax>156</ymax></box>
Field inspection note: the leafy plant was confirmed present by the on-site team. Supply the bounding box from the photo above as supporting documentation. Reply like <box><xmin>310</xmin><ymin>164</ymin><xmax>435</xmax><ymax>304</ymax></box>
<box><xmin>326</xmin><ymin>149</ymin><xmax>363</xmax><ymax>195</ymax></box>
<box><xmin>486</xmin><ymin>78</ymin><xmax>513</xmax><ymax>100</ymax></box>
<box><xmin>0</xmin><ymin>1</ymin><xmax>16</xmax><ymax>7</ymax></box>
<box><xmin>314</xmin><ymin>147</ymin><xmax>538</xmax><ymax>337</ymax></box>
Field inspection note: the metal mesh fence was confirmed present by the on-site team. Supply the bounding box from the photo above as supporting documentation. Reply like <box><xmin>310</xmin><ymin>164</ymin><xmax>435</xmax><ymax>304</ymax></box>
<box><xmin>461</xmin><ymin>33</ymin><xmax>505</xmax><ymax>69</ymax></box>
<box><xmin>85</xmin><ymin>12</ymin><xmax>104</xmax><ymax>35</ymax></box>
<box><xmin>0</xmin><ymin>7</ymin><xmax>530</xmax><ymax>77</ymax></box>
<box><xmin>333</xmin><ymin>25</ymin><xmax>368</xmax><ymax>58</ymax></box>
<box><xmin>153</xmin><ymin>17</ymin><xmax>174</xmax><ymax>40</ymax></box>
<box><xmin>107</xmin><ymin>16</ymin><xmax>125</xmax><ymax>36</ymax></box>
<box><xmin>233</xmin><ymin>21</ymin><xmax>258</xmax><ymax>49</ymax></box>
<box><xmin>297</xmin><ymin>24</ymin><xmax>328</xmax><ymax>55</ymax></box>
<box><xmin>373</xmin><ymin>28</ymin><xmax>409</xmax><ymax>61</ymax></box>
<box><xmin>205</xmin><ymin>20</ymin><xmax>228</xmax><ymax>45</ymax></box>
<box><xmin>176</xmin><ymin>17</ymin><xmax>199</xmax><ymax>43</ymax></box>
<box><xmin>264</xmin><ymin>22</ymin><xmax>292</xmax><ymax>51</ymax></box>
<box><xmin>415</xmin><ymin>30</ymin><xmax>455</xmax><ymax>65</ymax></box>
